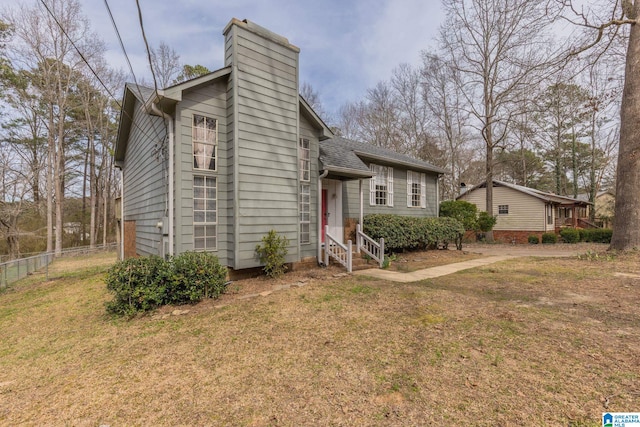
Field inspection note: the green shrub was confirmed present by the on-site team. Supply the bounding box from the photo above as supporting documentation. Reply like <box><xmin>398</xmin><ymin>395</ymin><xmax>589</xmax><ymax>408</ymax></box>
<box><xmin>560</xmin><ymin>228</ymin><xmax>580</xmax><ymax>244</ymax></box>
<box><xmin>105</xmin><ymin>256</ymin><xmax>170</xmax><ymax>316</ymax></box>
<box><xmin>528</xmin><ymin>235</ymin><xmax>539</xmax><ymax>244</ymax></box>
<box><xmin>439</xmin><ymin>200</ymin><xmax>478</xmax><ymax>250</ymax></box>
<box><xmin>363</xmin><ymin>214</ymin><xmax>464</xmax><ymax>252</ymax></box>
<box><xmin>541</xmin><ymin>232</ymin><xmax>558</xmax><ymax>244</ymax></box>
<box><xmin>439</xmin><ymin>200</ymin><xmax>479</xmax><ymax>230</ymax></box>
<box><xmin>105</xmin><ymin>252</ymin><xmax>228</xmax><ymax>316</ymax></box>
<box><xmin>255</xmin><ymin>230</ymin><xmax>289</xmax><ymax>278</ymax></box>
<box><xmin>580</xmin><ymin>228</ymin><xmax>613</xmax><ymax>243</ymax></box>
<box><xmin>169</xmin><ymin>252</ymin><xmax>228</xmax><ymax>302</ymax></box>
<box><xmin>477</xmin><ymin>211</ymin><xmax>498</xmax><ymax>233</ymax></box>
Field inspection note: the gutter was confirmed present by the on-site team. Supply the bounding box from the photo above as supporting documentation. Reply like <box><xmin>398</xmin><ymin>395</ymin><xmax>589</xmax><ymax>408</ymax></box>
<box><xmin>148</xmin><ymin>99</ymin><xmax>175</xmax><ymax>257</ymax></box>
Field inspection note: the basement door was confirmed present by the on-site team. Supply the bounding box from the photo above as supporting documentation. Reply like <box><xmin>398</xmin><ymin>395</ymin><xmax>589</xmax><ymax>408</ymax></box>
<box><xmin>321</xmin><ymin>179</ymin><xmax>343</xmax><ymax>243</ymax></box>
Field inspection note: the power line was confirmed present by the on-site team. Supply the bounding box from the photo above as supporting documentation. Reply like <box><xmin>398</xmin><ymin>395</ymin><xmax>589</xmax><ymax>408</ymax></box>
<box><xmin>36</xmin><ymin>0</ymin><xmax>165</xmax><ymax>146</ymax></box>
<box><xmin>131</xmin><ymin>0</ymin><xmax>171</xmax><ymax>171</ymax></box>
<box><xmin>135</xmin><ymin>0</ymin><xmax>159</xmax><ymax>95</ymax></box>
<box><xmin>102</xmin><ymin>0</ymin><xmax>166</xmax><ymax>144</ymax></box>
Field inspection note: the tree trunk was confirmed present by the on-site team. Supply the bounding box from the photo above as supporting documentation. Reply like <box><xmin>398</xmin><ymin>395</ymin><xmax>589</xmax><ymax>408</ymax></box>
<box><xmin>46</xmin><ymin>109</ymin><xmax>54</xmax><ymax>254</ymax></box>
<box><xmin>485</xmin><ymin>143</ymin><xmax>494</xmax><ymax>242</ymax></box>
<box><xmin>611</xmin><ymin>6</ymin><xmax>640</xmax><ymax>250</ymax></box>
<box><xmin>55</xmin><ymin>120</ymin><xmax>65</xmax><ymax>256</ymax></box>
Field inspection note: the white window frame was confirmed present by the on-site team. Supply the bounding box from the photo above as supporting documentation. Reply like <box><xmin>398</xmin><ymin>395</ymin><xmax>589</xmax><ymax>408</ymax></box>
<box><xmin>193</xmin><ymin>175</ymin><xmax>217</xmax><ymax>251</ymax></box>
<box><xmin>299</xmin><ymin>138</ymin><xmax>310</xmax><ymax>182</ymax></box>
<box><xmin>299</xmin><ymin>138</ymin><xmax>311</xmax><ymax>244</ymax></box>
<box><xmin>300</xmin><ymin>183</ymin><xmax>310</xmax><ymax>244</ymax></box>
<box><xmin>369</xmin><ymin>164</ymin><xmax>393</xmax><ymax>207</ymax></box>
<box><xmin>193</xmin><ymin>114</ymin><xmax>217</xmax><ymax>171</ymax></box>
<box><xmin>498</xmin><ymin>204</ymin><xmax>509</xmax><ymax>215</ymax></box>
<box><xmin>407</xmin><ymin>171</ymin><xmax>426</xmax><ymax>208</ymax></box>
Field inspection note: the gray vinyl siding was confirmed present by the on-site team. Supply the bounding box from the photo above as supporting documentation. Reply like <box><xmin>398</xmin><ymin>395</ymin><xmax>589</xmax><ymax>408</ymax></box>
<box><xmin>299</xmin><ymin>115</ymin><xmax>319</xmax><ymax>259</ymax></box>
<box><xmin>459</xmin><ymin>186</ymin><xmax>547</xmax><ymax>231</ymax></box>
<box><xmin>122</xmin><ymin>99</ymin><xmax>167</xmax><ymax>256</ymax></box>
<box><xmin>343</xmin><ymin>168</ymin><xmax>439</xmax><ymax>219</ymax></box>
<box><xmin>225</xmin><ymin>22</ymin><xmax>301</xmax><ymax>269</ymax></box>
<box><xmin>173</xmin><ymin>82</ymin><xmax>231</xmax><ymax>265</ymax></box>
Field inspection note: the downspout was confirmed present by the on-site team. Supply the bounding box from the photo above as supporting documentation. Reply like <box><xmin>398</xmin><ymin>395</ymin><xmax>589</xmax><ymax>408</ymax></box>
<box><xmin>317</xmin><ymin>169</ymin><xmax>329</xmax><ymax>265</ymax></box>
<box><xmin>149</xmin><ymin>101</ymin><xmax>175</xmax><ymax>257</ymax></box>
<box><xmin>119</xmin><ymin>177</ymin><xmax>124</xmax><ymax>260</ymax></box>
<box><xmin>359</xmin><ymin>179</ymin><xmax>363</xmax><ymax>228</ymax></box>
<box><xmin>436</xmin><ymin>174</ymin><xmax>441</xmax><ymax>217</ymax></box>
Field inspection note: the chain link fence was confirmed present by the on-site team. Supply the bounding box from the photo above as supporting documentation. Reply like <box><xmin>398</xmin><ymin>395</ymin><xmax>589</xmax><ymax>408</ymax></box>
<box><xmin>0</xmin><ymin>243</ymin><xmax>117</xmax><ymax>289</ymax></box>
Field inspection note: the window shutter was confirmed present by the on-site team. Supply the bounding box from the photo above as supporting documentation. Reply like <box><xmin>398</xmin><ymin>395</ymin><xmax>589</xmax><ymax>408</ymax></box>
<box><xmin>369</xmin><ymin>164</ymin><xmax>375</xmax><ymax>205</ymax></box>
<box><xmin>420</xmin><ymin>173</ymin><xmax>426</xmax><ymax>208</ymax></box>
<box><xmin>388</xmin><ymin>167</ymin><xmax>394</xmax><ymax>207</ymax></box>
<box><xmin>407</xmin><ymin>171</ymin><xmax>412</xmax><ymax>208</ymax></box>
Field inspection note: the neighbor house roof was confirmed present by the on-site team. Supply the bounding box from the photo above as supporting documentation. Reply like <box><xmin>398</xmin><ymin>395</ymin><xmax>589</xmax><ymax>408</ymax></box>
<box><xmin>461</xmin><ymin>180</ymin><xmax>591</xmax><ymax>206</ymax></box>
<box><xmin>575</xmin><ymin>191</ymin><xmax>615</xmax><ymax>203</ymax></box>
<box><xmin>319</xmin><ymin>137</ymin><xmax>447</xmax><ymax>179</ymax></box>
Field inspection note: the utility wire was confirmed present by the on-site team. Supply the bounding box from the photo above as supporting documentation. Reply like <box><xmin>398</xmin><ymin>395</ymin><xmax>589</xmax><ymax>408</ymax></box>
<box><xmin>135</xmin><ymin>0</ymin><xmax>159</xmax><ymax>96</ymax></box>
<box><xmin>37</xmin><ymin>0</ymin><xmax>164</xmax><ymax>146</ymax></box>
<box><xmin>102</xmin><ymin>0</ymin><xmax>166</xmax><ymax>143</ymax></box>
<box><xmin>132</xmin><ymin>0</ymin><xmax>171</xmax><ymax>174</ymax></box>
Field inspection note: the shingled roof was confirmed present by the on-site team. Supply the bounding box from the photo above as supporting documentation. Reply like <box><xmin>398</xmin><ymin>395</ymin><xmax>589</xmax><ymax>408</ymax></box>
<box><xmin>464</xmin><ymin>180</ymin><xmax>591</xmax><ymax>206</ymax></box>
<box><xmin>319</xmin><ymin>137</ymin><xmax>447</xmax><ymax>179</ymax></box>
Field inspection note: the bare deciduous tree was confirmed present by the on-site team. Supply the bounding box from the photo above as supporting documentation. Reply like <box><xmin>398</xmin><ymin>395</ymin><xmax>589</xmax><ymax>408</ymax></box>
<box><xmin>421</xmin><ymin>53</ymin><xmax>473</xmax><ymax>200</ymax></box>
<box><xmin>150</xmin><ymin>41</ymin><xmax>181</xmax><ymax>88</ymax></box>
<box><xmin>5</xmin><ymin>0</ymin><xmax>106</xmax><ymax>255</ymax></box>
<box><xmin>439</xmin><ymin>0</ymin><xmax>556</xmax><ymax>240</ymax></box>
<box><xmin>557</xmin><ymin>0</ymin><xmax>638</xmax><ymax>249</ymax></box>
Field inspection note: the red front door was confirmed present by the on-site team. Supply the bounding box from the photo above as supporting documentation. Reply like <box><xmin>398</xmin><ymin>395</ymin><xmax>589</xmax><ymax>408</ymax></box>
<box><xmin>321</xmin><ymin>189</ymin><xmax>328</xmax><ymax>243</ymax></box>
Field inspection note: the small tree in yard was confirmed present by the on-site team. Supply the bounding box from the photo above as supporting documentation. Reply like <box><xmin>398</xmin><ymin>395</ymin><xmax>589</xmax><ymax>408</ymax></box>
<box><xmin>255</xmin><ymin>230</ymin><xmax>289</xmax><ymax>278</ymax></box>
<box><xmin>476</xmin><ymin>211</ymin><xmax>498</xmax><ymax>241</ymax></box>
<box><xmin>439</xmin><ymin>200</ymin><xmax>478</xmax><ymax>250</ymax></box>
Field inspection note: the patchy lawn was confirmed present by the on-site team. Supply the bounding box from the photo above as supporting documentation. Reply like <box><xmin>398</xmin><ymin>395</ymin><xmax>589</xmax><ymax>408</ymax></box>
<box><xmin>0</xmin><ymin>249</ymin><xmax>638</xmax><ymax>426</ymax></box>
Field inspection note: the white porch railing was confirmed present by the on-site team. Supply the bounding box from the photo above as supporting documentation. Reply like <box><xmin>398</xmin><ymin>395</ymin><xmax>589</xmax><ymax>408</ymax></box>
<box><xmin>324</xmin><ymin>225</ymin><xmax>352</xmax><ymax>273</ymax></box>
<box><xmin>356</xmin><ymin>224</ymin><xmax>385</xmax><ymax>268</ymax></box>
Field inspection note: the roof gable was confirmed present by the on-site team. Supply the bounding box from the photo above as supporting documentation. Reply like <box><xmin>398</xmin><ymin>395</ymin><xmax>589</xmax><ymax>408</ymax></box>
<box><xmin>460</xmin><ymin>180</ymin><xmax>591</xmax><ymax>206</ymax></box>
<box><xmin>319</xmin><ymin>137</ymin><xmax>447</xmax><ymax>179</ymax></box>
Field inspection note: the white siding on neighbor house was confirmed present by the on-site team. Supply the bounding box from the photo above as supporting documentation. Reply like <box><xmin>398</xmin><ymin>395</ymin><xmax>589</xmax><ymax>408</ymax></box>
<box><xmin>122</xmin><ymin>99</ymin><xmax>168</xmax><ymax>256</ymax></box>
<box><xmin>459</xmin><ymin>186</ymin><xmax>547</xmax><ymax>231</ymax></box>
<box><xmin>174</xmin><ymin>81</ymin><xmax>231</xmax><ymax>265</ymax></box>
<box><xmin>343</xmin><ymin>168</ymin><xmax>439</xmax><ymax>219</ymax></box>
<box><xmin>225</xmin><ymin>21</ymin><xmax>301</xmax><ymax>269</ymax></box>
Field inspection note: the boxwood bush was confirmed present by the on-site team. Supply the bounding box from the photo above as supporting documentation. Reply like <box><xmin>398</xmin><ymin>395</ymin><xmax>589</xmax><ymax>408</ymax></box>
<box><xmin>541</xmin><ymin>232</ymin><xmax>558</xmax><ymax>244</ymax></box>
<box><xmin>105</xmin><ymin>252</ymin><xmax>228</xmax><ymax>316</ymax></box>
<box><xmin>528</xmin><ymin>235</ymin><xmax>539</xmax><ymax>244</ymax></box>
<box><xmin>363</xmin><ymin>214</ymin><xmax>464</xmax><ymax>252</ymax></box>
<box><xmin>580</xmin><ymin>228</ymin><xmax>613</xmax><ymax>243</ymax></box>
<box><xmin>560</xmin><ymin>228</ymin><xmax>580</xmax><ymax>244</ymax></box>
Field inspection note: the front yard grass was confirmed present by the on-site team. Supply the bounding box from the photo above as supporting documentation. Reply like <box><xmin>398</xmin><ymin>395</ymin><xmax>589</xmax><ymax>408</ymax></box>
<box><xmin>0</xmin><ymin>250</ymin><xmax>638</xmax><ymax>426</ymax></box>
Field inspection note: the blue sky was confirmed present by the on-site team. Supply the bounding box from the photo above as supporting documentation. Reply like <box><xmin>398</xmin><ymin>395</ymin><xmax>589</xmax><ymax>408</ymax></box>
<box><xmin>73</xmin><ymin>0</ymin><xmax>445</xmax><ymax>116</ymax></box>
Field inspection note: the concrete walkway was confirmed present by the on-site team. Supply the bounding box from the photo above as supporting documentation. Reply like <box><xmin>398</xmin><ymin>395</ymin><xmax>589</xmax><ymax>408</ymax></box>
<box><xmin>353</xmin><ymin>255</ymin><xmax>517</xmax><ymax>283</ymax></box>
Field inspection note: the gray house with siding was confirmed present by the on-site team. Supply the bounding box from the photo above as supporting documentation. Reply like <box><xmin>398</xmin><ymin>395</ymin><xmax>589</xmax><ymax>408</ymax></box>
<box><xmin>114</xmin><ymin>18</ymin><xmax>445</xmax><ymax>272</ymax></box>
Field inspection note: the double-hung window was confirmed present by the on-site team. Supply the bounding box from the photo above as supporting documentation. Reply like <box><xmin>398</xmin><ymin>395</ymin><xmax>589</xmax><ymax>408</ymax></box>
<box><xmin>407</xmin><ymin>171</ymin><xmax>426</xmax><ymax>208</ymax></box>
<box><xmin>299</xmin><ymin>138</ymin><xmax>310</xmax><ymax>244</ymax></box>
<box><xmin>370</xmin><ymin>164</ymin><xmax>393</xmax><ymax>207</ymax></box>
<box><xmin>193</xmin><ymin>114</ymin><xmax>217</xmax><ymax>170</ymax></box>
<box><xmin>193</xmin><ymin>175</ymin><xmax>217</xmax><ymax>251</ymax></box>
<box><xmin>498</xmin><ymin>205</ymin><xmax>509</xmax><ymax>215</ymax></box>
